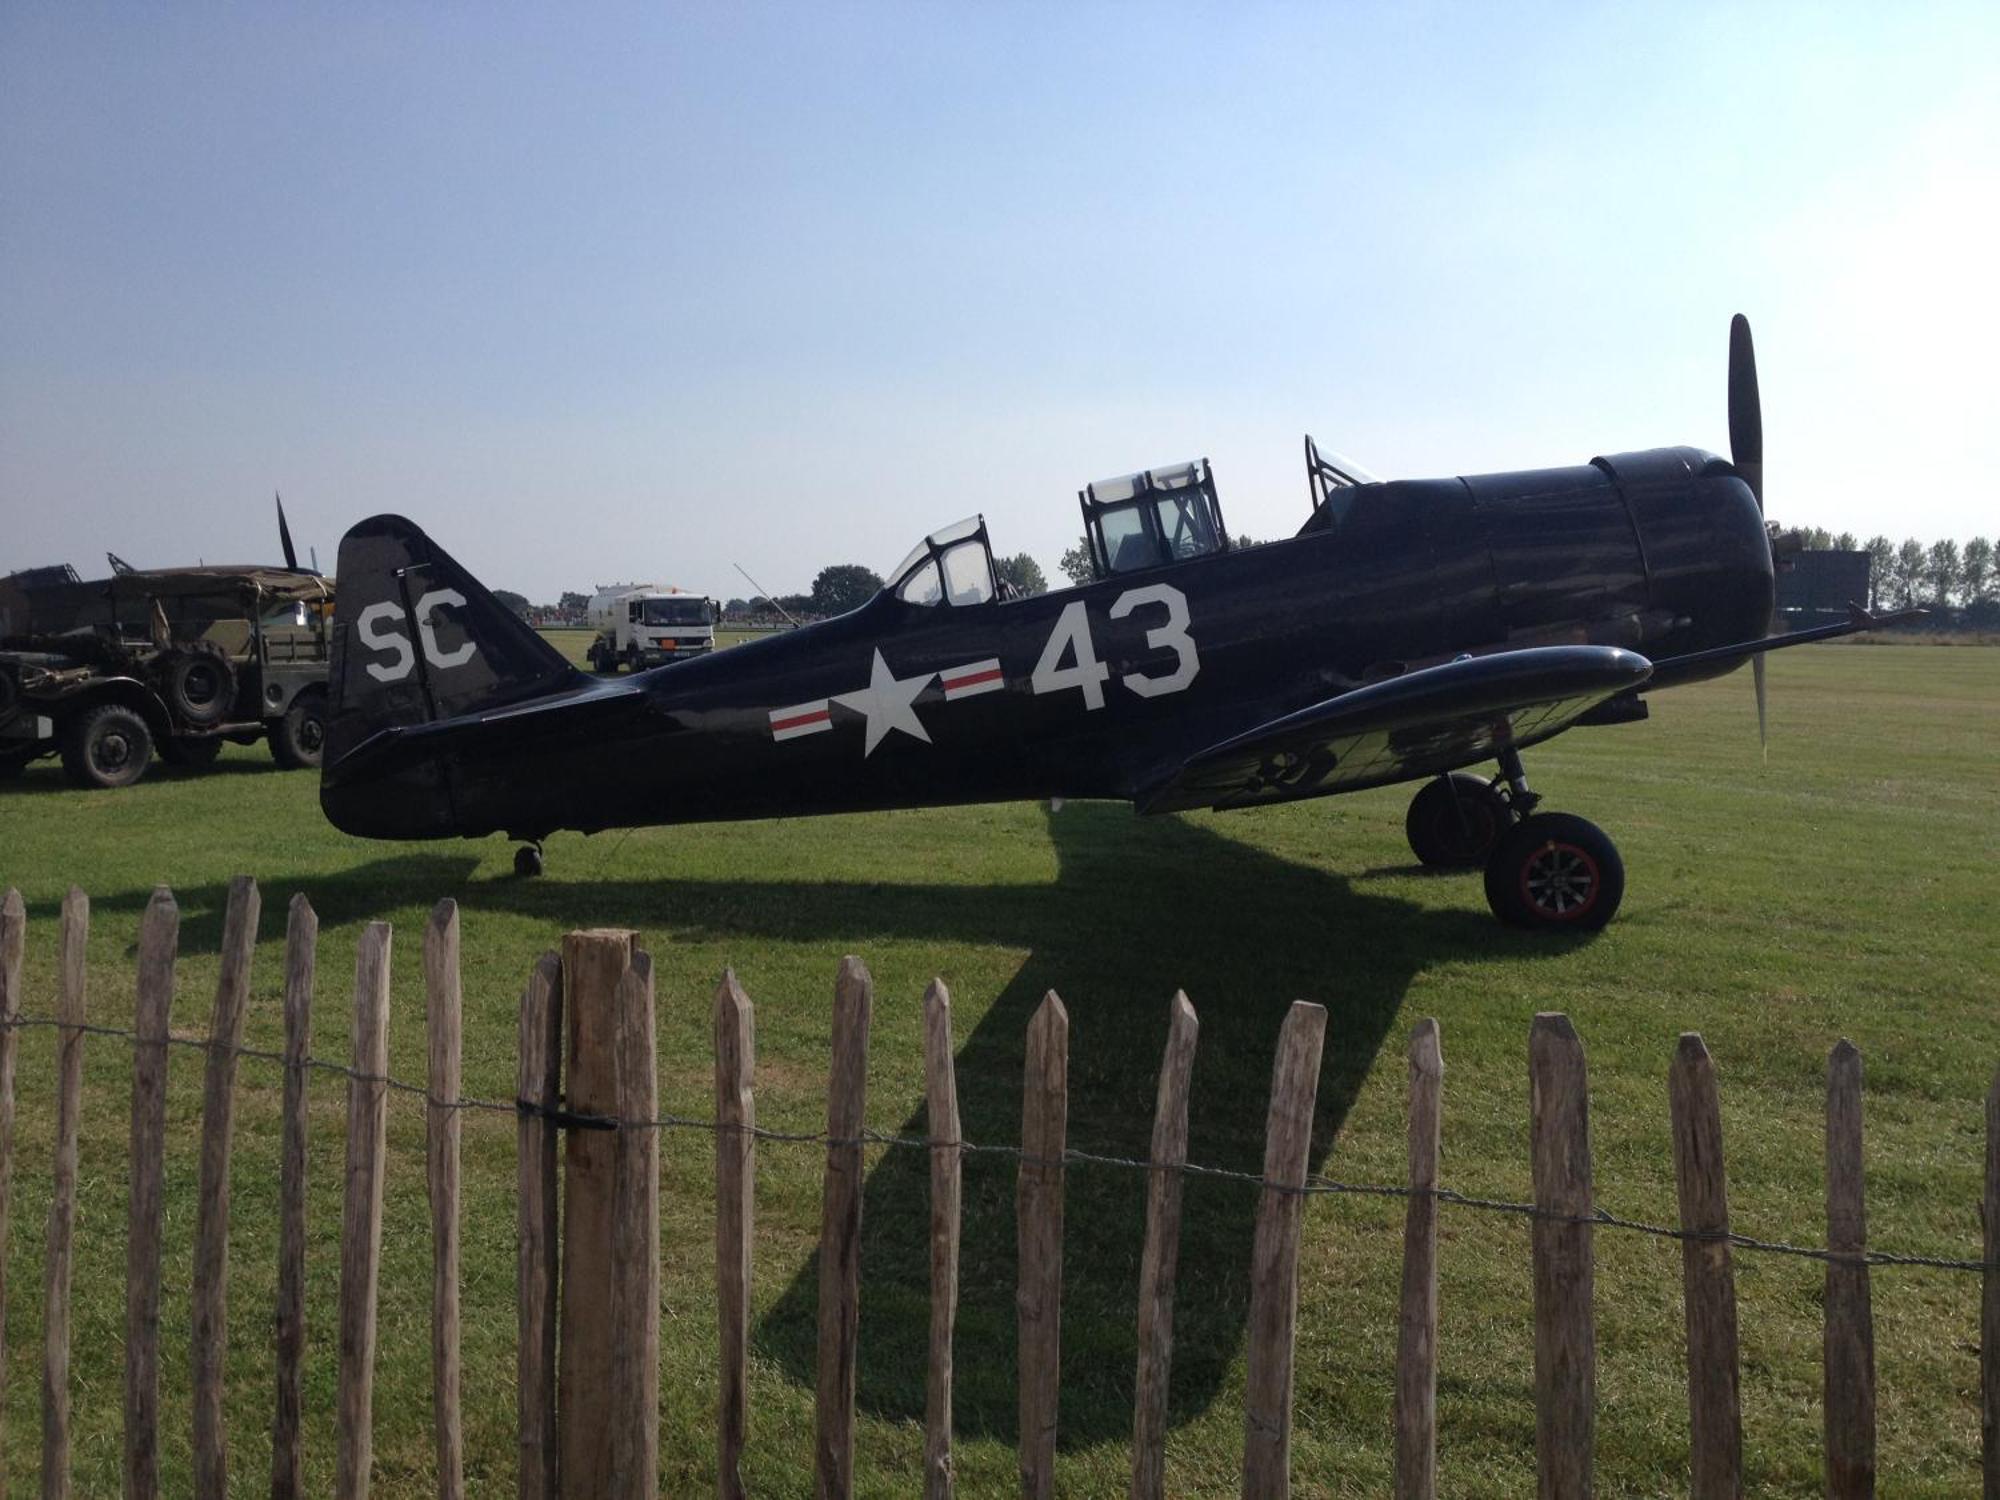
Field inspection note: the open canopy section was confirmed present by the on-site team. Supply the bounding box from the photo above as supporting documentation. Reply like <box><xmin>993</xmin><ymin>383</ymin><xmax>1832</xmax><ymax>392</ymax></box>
<box><xmin>1078</xmin><ymin>459</ymin><xmax>1231</xmax><ymax>581</ymax></box>
<box><xmin>886</xmin><ymin>515</ymin><xmax>998</xmax><ymax>607</ymax></box>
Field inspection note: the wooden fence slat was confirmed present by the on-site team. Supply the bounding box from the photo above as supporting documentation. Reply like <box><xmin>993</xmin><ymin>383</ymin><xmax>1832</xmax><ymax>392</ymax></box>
<box><xmin>611</xmin><ymin>953</ymin><xmax>660</xmax><ymax>1500</ymax></box>
<box><xmin>516</xmin><ymin>953</ymin><xmax>563</xmax><ymax>1500</ymax></box>
<box><xmin>0</xmin><ymin>887</ymin><xmax>21</xmax><ymax>1500</ymax></box>
<box><xmin>560</xmin><ymin>928</ymin><xmax>637</xmax><ymax>1500</ymax></box>
<box><xmin>1131</xmin><ymin>992</ymin><xmax>1199</xmax><ymax>1500</ymax></box>
<box><xmin>715</xmin><ymin>970</ymin><xmax>756</xmax><ymax>1500</ymax></box>
<box><xmin>426</xmin><ymin>899</ymin><xmax>466</xmax><ymax>1500</ymax></box>
<box><xmin>1019</xmin><ymin>991</ymin><xmax>1071</xmax><ymax>1500</ymax></box>
<box><xmin>1985</xmin><ymin>1066</ymin><xmax>2000</xmax><ymax>1500</ymax></box>
<box><xmin>815</xmin><ymin>955</ymin><xmax>873</xmax><ymax>1500</ymax></box>
<box><xmin>336</xmin><ymin>921</ymin><xmax>393</xmax><ymax>1500</ymax></box>
<box><xmin>922</xmin><ymin>979</ymin><xmax>962</xmax><ymax>1500</ymax></box>
<box><xmin>271</xmin><ymin>893</ymin><xmax>316</xmax><ymax>1500</ymax></box>
<box><xmin>1824</xmin><ymin>1039</ymin><xmax>1875</xmax><ymax>1499</ymax></box>
<box><xmin>192</xmin><ymin>874</ymin><xmax>260</xmax><ymax>1498</ymax></box>
<box><xmin>39</xmin><ymin>887</ymin><xmax>87</xmax><ymax>1500</ymax></box>
<box><xmin>1668</xmin><ymin>1033</ymin><xmax>1743</xmax><ymax>1500</ymax></box>
<box><xmin>1395</xmin><ymin>1018</ymin><xmax>1443</xmax><ymax>1500</ymax></box>
<box><xmin>1529</xmin><ymin>1012</ymin><xmax>1595</xmax><ymax>1500</ymax></box>
<box><xmin>1241</xmin><ymin>999</ymin><xmax>1328</xmax><ymax>1500</ymax></box>
<box><xmin>125</xmin><ymin>889</ymin><xmax>179</xmax><ymax>1500</ymax></box>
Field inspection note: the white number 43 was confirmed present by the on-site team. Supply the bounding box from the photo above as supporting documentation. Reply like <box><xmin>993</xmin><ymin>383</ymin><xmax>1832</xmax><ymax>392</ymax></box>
<box><xmin>1030</xmin><ymin>584</ymin><xmax>1199</xmax><ymax>710</ymax></box>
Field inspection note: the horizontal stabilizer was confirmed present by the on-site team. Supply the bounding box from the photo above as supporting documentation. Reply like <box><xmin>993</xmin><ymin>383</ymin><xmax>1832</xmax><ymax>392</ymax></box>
<box><xmin>1138</xmin><ymin>645</ymin><xmax>1652</xmax><ymax>814</ymax></box>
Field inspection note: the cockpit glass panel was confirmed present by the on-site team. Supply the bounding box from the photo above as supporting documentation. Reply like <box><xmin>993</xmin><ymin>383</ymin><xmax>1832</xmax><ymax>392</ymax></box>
<box><xmin>897</xmin><ymin>560</ymin><xmax>943</xmax><ymax>606</ymax></box>
<box><xmin>1100</xmin><ymin>504</ymin><xmax>1162</xmax><ymax>573</ymax></box>
<box><xmin>941</xmin><ymin>541</ymin><xmax>993</xmax><ymax>605</ymax></box>
<box><xmin>929</xmin><ymin>515</ymin><xmax>984</xmax><ymax>548</ymax></box>
<box><xmin>888</xmin><ymin>541</ymin><xmax>930</xmax><ymax>586</ymax></box>
<box><xmin>1154</xmin><ymin>494</ymin><xmax>1218</xmax><ymax>560</ymax></box>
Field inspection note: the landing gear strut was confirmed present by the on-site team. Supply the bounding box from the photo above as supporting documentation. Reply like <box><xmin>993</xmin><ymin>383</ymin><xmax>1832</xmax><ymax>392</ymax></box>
<box><xmin>1404</xmin><ymin>749</ymin><xmax>1624</xmax><ymax>930</ymax></box>
<box><xmin>513</xmin><ymin>842</ymin><xmax>544</xmax><ymax>878</ymax></box>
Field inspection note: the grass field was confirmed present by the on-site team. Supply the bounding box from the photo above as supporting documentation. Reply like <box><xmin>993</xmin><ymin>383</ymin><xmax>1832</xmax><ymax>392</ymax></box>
<box><xmin>0</xmin><ymin>643</ymin><xmax>1994</xmax><ymax>1497</ymax></box>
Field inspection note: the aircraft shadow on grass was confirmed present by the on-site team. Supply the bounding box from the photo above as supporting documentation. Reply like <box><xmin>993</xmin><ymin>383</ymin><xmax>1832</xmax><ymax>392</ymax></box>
<box><xmin>16</xmin><ymin>802</ymin><xmax>1576</xmax><ymax>1447</ymax></box>
<box><xmin>458</xmin><ymin>801</ymin><xmax>1567</xmax><ymax>1450</ymax></box>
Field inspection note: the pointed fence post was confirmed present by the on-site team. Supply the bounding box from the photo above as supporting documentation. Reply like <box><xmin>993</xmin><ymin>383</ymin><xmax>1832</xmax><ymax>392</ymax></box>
<box><xmin>40</xmin><ymin>887</ymin><xmax>88</xmax><ymax>1500</ymax></box>
<box><xmin>1395</xmin><ymin>1019</ymin><xmax>1443</xmax><ymax>1500</ymax></box>
<box><xmin>0</xmin><ymin>888</ymin><xmax>22</xmax><ymax>1500</ymax></box>
<box><xmin>271</xmin><ymin>893</ymin><xmax>316</xmax><ymax>1500</ymax></box>
<box><xmin>125</xmin><ymin>889</ymin><xmax>178</xmax><ymax>1500</ymax></box>
<box><xmin>815</xmin><ymin>956</ymin><xmax>872</xmax><ymax>1500</ymax></box>
<box><xmin>1984</xmin><ymin>1066</ymin><xmax>2000</xmax><ymax>1500</ymax></box>
<box><xmin>426</xmin><ymin>900</ymin><xmax>466</xmax><ymax>1500</ymax></box>
<box><xmin>516</xmin><ymin>953</ymin><xmax>563</xmax><ymax>1500</ymax></box>
<box><xmin>336</xmin><ymin>921</ymin><xmax>393</xmax><ymax>1500</ymax></box>
<box><xmin>1241</xmin><ymin>1000</ymin><xmax>1327</xmax><ymax>1500</ymax></box>
<box><xmin>193</xmin><ymin>875</ymin><xmax>260</xmax><ymax>1498</ymax></box>
<box><xmin>922</xmin><ymin>979</ymin><xmax>961</xmax><ymax>1500</ymax></box>
<box><xmin>1018</xmin><ymin>991</ymin><xmax>1070</xmax><ymax>1500</ymax></box>
<box><xmin>560</xmin><ymin>928</ymin><xmax>637</xmax><ymax>1500</ymax></box>
<box><xmin>1668</xmin><ymin>1034</ymin><xmax>1742</xmax><ymax>1500</ymax></box>
<box><xmin>611</xmin><ymin>953</ymin><xmax>659</xmax><ymax>1500</ymax></box>
<box><xmin>1824</xmin><ymin>1039</ymin><xmax>1875</xmax><ymax>1500</ymax></box>
<box><xmin>1529</xmin><ymin>1013</ymin><xmax>1595</xmax><ymax>1500</ymax></box>
<box><xmin>1131</xmin><ymin>993</ymin><xmax>1198</xmax><ymax>1500</ymax></box>
<box><xmin>715</xmin><ymin>971</ymin><xmax>756</xmax><ymax>1500</ymax></box>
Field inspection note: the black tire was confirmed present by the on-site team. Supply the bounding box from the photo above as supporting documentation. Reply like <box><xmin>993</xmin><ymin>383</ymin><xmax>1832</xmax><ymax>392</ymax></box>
<box><xmin>1406</xmin><ymin>772</ymin><xmax>1511</xmax><ymax>867</ymax></box>
<box><xmin>158</xmin><ymin>643</ymin><xmax>236</xmax><ymax>727</ymax></box>
<box><xmin>1484</xmin><ymin>813</ymin><xmax>1624</xmax><ymax>932</ymax></box>
<box><xmin>159</xmin><ymin>735</ymin><xmax>223</xmax><ymax>770</ymax></box>
<box><xmin>269</xmin><ymin>691</ymin><xmax>327</xmax><ymax>770</ymax></box>
<box><xmin>59</xmin><ymin>703</ymin><xmax>154</xmax><ymax>789</ymax></box>
<box><xmin>514</xmin><ymin>845</ymin><xmax>544</xmax><ymax>877</ymax></box>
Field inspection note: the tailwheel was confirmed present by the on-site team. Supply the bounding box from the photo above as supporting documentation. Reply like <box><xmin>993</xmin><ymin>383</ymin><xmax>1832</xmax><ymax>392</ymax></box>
<box><xmin>513</xmin><ymin>843</ymin><xmax>544</xmax><ymax>878</ymax></box>
<box><xmin>1405</xmin><ymin>772</ymin><xmax>1512</xmax><ymax>868</ymax></box>
<box><xmin>1484</xmin><ymin>813</ymin><xmax>1624</xmax><ymax>932</ymax></box>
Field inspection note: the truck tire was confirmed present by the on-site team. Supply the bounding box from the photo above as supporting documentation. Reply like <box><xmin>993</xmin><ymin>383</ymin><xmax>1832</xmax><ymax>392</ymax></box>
<box><xmin>157</xmin><ymin>643</ymin><xmax>236</xmax><ymax>727</ymax></box>
<box><xmin>60</xmin><ymin>703</ymin><xmax>154</xmax><ymax>789</ymax></box>
<box><xmin>269</xmin><ymin>689</ymin><xmax>327</xmax><ymax>770</ymax></box>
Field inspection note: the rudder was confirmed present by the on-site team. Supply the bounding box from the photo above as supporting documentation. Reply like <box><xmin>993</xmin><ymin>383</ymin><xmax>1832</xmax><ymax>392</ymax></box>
<box><xmin>324</xmin><ymin>514</ymin><xmax>582</xmax><ymax>770</ymax></box>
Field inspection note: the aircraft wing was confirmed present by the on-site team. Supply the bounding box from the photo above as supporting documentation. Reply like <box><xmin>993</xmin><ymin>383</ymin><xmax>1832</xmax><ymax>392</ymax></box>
<box><xmin>1137</xmin><ymin>645</ymin><xmax>1653</xmax><ymax>814</ymax></box>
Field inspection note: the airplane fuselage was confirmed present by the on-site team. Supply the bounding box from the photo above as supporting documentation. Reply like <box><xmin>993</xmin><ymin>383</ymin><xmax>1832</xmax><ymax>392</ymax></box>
<box><xmin>320</xmin><ymin>445</ymin><xmax>1770</xmax><ymax>844</ymax></box>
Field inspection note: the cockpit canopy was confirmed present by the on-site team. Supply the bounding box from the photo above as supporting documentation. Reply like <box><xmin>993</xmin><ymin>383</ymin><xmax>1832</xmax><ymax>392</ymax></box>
<box><xmin>1078</xmin><ymin>459</ymin><xmax>1231</xmax><ymax>581</ymax></box>
<box><xmin>887</xmin><ymin>515</ymin><xmax>998</xmax><ymax>607</ymax></box>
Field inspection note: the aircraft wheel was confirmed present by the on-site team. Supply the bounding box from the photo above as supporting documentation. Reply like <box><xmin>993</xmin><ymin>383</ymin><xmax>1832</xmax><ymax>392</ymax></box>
<box><xmin>1406</xmin><ymin>772</ymin><xmax>1510</xmax><ymax>867</ymax></box>
<box><xmin>1484</xmin><ymin>813</ymin><xmax>1623</xmax><ymax>932</ymax></box>
<box><xmin>514</xmin><ymin>844</ymin><xmax>544</xmax><ymax>878</ymax></box>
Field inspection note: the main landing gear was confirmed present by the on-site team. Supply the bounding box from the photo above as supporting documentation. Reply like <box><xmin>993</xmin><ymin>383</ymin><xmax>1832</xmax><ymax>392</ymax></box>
<box><xmin>1404</xmin><ymin>748</ymin><xmax>1624</xmax><ymax>932</ymax></box>
<box><xmin>513</xmin><ymin>842</ymin><xmax>544</xmax><ymax>878</ymax></box>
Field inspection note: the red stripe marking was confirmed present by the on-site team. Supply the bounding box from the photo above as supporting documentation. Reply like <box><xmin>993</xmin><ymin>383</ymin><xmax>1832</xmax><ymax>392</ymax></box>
<box><xmin>771</xmin><ymin>708</ymin><xmax>831</xmax><ymax>732</ymax></box>
<box><xmin>944</xmin><ymin>667</ymin><xmax>1003</xmax><ymax>691</ymax></box>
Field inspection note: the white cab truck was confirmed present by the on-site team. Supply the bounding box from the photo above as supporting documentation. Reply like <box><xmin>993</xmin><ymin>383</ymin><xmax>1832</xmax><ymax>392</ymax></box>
<box><xmin>585</xmin><ymin>583</ymin><xmax>720</xmax><ymax>672</ymax></box>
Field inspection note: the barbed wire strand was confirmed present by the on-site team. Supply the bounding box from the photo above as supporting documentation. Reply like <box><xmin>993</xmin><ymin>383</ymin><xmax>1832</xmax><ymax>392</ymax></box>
<box><xmin>2</xmin><ymin>1012</ymin><xmax>1988</xmax><ymax>1275</ymax></box>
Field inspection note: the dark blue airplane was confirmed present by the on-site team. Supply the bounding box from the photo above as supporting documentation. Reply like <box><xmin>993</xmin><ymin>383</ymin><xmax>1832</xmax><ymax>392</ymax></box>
<box><xmin>319</xmin><ymin>317</ymin><xmax>1911</xmax><ymax>931</ymax></box>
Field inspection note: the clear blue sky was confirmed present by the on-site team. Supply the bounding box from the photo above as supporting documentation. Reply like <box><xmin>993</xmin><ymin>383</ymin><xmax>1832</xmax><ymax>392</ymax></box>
<box><xmin>3</xmin><ymin>3</ymin><xmax>1994</xmax><ymax>601</ymax></box>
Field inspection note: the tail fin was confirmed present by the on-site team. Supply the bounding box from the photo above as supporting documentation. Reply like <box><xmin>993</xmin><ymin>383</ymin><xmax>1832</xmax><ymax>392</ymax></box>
<box><xmin>324</xmin><ymin>514</ymin><xmax>582</xmax><ymax>769</ymax></box>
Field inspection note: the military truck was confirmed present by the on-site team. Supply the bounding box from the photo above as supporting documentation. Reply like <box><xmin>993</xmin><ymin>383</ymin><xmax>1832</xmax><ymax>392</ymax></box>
<box><xmin>0</xmin><ymin>563</ymin><xmax>333</xmax><ymax>788</ymax></box>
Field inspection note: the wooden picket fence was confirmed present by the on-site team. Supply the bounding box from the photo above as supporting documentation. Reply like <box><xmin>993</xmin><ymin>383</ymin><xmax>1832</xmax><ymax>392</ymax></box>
<box><xmin>0</xmin><ymin>878</ymin><xmax>1996</xmax><ymax>1498</ymax></box>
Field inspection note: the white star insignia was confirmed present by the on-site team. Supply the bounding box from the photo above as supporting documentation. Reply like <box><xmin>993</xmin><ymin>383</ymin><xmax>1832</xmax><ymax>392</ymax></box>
<box><xmin>832</xmin><ymin>649</ymin><xmax>935</xmax><ymax>756</ymax></box>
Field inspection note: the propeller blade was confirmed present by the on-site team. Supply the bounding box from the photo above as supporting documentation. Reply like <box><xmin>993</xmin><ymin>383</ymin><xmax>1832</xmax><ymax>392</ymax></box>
<box><xmin>1727</xmin><ymin>313</ymin><xmax>1763</xmax><ymax>511</ymax></box>
<box><xmin>276</xmin><ymin>492</ymin><xmax>299</xmax><ymax>571</ymax></box>
<box><xmin>1753</xmin><ymin>652</ymin><xmax>1768</xmax><ymax>758</ymax></box>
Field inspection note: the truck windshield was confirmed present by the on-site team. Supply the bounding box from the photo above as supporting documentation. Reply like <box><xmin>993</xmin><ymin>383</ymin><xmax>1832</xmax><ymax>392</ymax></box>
<box><xmin>636</xmin><ymin>599</ymin><xmax>710</xmax><ymax>625</ymax></box>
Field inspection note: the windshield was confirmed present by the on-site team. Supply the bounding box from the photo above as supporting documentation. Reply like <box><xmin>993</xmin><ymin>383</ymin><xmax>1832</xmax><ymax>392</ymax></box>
<box><xmin>637</xmin><ymin>598</ymin><xmax>710</xmax><ymax>626</ymax></box>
